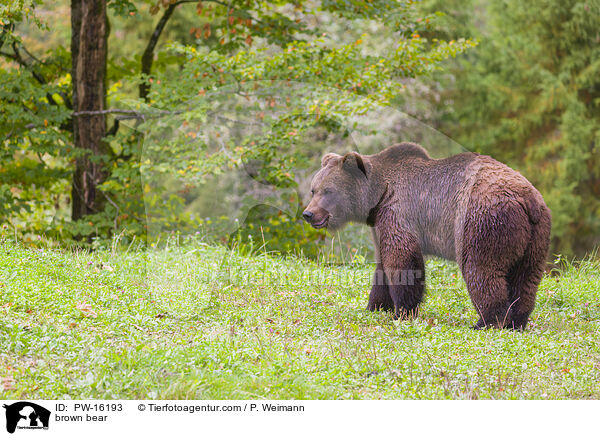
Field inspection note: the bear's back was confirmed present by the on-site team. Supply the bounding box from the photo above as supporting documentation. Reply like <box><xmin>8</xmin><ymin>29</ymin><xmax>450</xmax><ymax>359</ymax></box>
<box><xmin>375</xmin><ymin>142</ymin><xmax>431</xmax><ymax>162</ymax></box>
<box><xmin>370</xmin><ymin>147</ymin><xmax>478</xmax><ymax>260</ymax></box>
<box><xmin>465</xmin><ymin>154</ymin><xmax>547</xmax><ymax>222</ymax></box>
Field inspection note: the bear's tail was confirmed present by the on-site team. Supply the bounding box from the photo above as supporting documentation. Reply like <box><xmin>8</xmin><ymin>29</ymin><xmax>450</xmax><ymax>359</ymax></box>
<box><xmin>525</xmin><ymin>197</ymin><xmax>542</xmax><ymax>224</ymax></box>
<box><xmin>519</xmin><ymin>188</ymin><xmax>546</xmax><ymax>224</ymax></box>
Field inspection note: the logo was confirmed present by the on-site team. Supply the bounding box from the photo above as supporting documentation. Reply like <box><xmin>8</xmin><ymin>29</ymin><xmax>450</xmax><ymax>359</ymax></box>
<box><xmin>2</xmin><ymin>402</ymin><xmax>50</xmax><ymax>434</ymax></box>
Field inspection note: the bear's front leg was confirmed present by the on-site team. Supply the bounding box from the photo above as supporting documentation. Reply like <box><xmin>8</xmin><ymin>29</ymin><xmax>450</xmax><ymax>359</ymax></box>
<box><xmin>367</xmin><ymin>263</ymin><xmax>395</xmax><ymax>312</ymax></box>
<box><xmin>367</xmin><ymin>227</ymin><xmax>394</xmax><ymax>312</ymax></box>
<box><xmin>377</xmin><ymin>228</ymin><xmax>425</xmax><ymax>320</ymax></box>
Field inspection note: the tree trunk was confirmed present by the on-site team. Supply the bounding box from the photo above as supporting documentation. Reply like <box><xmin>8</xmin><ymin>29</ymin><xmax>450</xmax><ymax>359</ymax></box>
<box><xmin>71</xmin><ymin>0</ymin><xmax>109</xmax><ymax>221</ymax></box>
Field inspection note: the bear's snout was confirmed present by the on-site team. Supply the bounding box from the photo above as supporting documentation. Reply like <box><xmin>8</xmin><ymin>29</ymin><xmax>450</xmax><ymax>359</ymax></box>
<box><xmin>302</xmin><ymin>208</ymin><xmax>329</xmax><ymax>229</ymax></box>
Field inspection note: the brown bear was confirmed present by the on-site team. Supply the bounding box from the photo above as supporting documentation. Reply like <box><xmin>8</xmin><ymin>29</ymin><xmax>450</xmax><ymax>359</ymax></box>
<box><xmin>302</xmin><ymin>142</ymin><xmax>551</xmax><ymax>329</ymax></box>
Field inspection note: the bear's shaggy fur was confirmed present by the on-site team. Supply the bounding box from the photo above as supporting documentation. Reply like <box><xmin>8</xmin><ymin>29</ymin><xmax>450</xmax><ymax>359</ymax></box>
<box><xmin>303</xmin><ymin>143</ymin><xmax>551</xmax><ymax>329</ymax></box>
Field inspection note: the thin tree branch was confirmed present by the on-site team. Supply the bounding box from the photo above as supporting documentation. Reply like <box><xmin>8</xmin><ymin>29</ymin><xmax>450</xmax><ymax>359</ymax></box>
<box><xmin>100</xmin><ymin>191</ymin><xmax>121</xmax><ymax>231</ymax></box>
<box><xmin>0</xmin><ymin>23</ymin><xmax>15</xmax><ymax>51</ymax></box>
<box><xmin>20</xmin><ymin>44</ymin><xmax>46</xmax><ymax>65</ymax></box>
<box><xmin>0</xmin><ymin>50</ymin><xmax>19</xmax><ymax>62</ymax></box>
<box><xmin>138</xmin><ymin>0</ymin><xmax>275</xmax><ymax>101</ymax></box>
<box><xmin>139</xmin><ymin>3</ymin><xmax>179</xmax><ymax>101</ymax></box>
<box><xmin>106</xmin><ymin>119</ymin><xmax>120</xmax><ymax>136</ymax></box>
<box><xmin>72</xmin><ymin>108</ymin><xmax>261</xmax><ymax>125</ymax></box>
<box><xmin>2</xmin><ymin>52</ymin><xmax>74</xmax><ymax>111</ymax></box>
<box><xmin>59</xmin><ymin>91</ymin><xmax>73</xmax><ymax>110</ymax></box>
<box><xmin>9</xmin><ymin>43</ymin><xmax>70</xmax><ymax>121</ymax></box>
<box><xmin>12</xmin><ymin>42</ymin><xmax>48</xmax><ymax>87</ymax></box>
<box><xmin>2</xmin><ymin>123</ymin><xmax>36</xmax><ymax>141</ymax></box>
<box><xmin>36</xmin><ymin>151</ymin><xmax>49</xmax><ymax>169</ymax></box>
<box><xmin>72</xmin><ymin>108</ymin><xmax>184</xmax><ymax>121</ymax></box>
<box><xmin>73</xmin><ymin>109</ymin><xmax>146</xmax><ymax>116</ymax></box>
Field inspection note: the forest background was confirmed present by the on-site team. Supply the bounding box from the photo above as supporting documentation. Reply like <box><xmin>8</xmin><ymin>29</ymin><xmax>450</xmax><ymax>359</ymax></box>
<box><xmin>1</xmin><ymin>0</ymin><xmax>598</xmax><ymax>258</ymax></box>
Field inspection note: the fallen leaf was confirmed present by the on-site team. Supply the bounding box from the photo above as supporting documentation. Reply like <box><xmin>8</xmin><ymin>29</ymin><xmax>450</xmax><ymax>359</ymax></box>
<box><xmin>76</xmin><ymin>303</ymin><xmax>97</xmax><ymax>318</ymax></box>
<box><xmin>1</xmin><ymin>377</ymin><xmax>16</xmax><ymax>391</ymax></box>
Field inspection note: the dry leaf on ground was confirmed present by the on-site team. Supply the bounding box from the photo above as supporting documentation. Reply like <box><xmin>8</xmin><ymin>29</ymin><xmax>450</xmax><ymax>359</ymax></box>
<box><xmin>76</xmin><ymin>303</ymin><xmax>98</xmax><ymax>318</ymax></box>
<box><xmin>1</xmin><ymin>377</ymin><xmax>16</xmax><ymax>391</ymax></box>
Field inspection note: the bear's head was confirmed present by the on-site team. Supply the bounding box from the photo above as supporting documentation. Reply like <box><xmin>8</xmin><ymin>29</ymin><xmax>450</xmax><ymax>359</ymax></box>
<box><xmin>303</xmin><ymin>151</ymin><xmax>373</xmax><ymax>231</ymax></box>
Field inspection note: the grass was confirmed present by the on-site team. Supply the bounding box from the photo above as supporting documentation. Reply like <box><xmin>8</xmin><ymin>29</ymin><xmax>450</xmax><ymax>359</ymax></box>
<box><xmin>1</xmin><ymin>237</ymin><xmax>599</xmax><ymax>399</ymax></box>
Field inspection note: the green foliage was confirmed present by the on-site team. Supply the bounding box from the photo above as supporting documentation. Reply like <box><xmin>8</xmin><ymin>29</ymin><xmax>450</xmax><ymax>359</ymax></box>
<box><xmin>430</xmin><ymin>0</ymin><xmax>600</xmax><ymax>256</ymax></box>
<box><xmin>229</xmin><ymin>205</ymin><xmax>327</xmax><ymax>257</ymax></box>
<box><xmin>0</xmin><ymin>0</ymin><xmax>46</xmax><ymax>37</ymax></box>
<box><xmin>0</xmin><ymin>0</ymin><xmax>474</xmax><ymax>248</ymax></box>
<box><xmin>142</xmin><ymin>2</ymin><xmax>475</xmax><ymax>193</ymax></box>
<box><xmin>0</xmin><ymin>1</ymin><xmax>72</xmax><ymax>243</ymax></box>
<box><xmin>1</xmin><ymin>239</ymin><xmax>600</xmax><ymax>399</ymax></box>
<box><xmin>107</xmin><ymin>0</ymin><xmax>138</xmax><ymax>17</ymax></box>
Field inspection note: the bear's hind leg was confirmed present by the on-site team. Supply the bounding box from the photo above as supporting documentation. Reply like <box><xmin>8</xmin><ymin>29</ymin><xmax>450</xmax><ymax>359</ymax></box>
<box><xmin>506</xmin><ymin>218</ymin><xmax>551</xmax><ymax>330</ymax></box>
<box><xmin>463</xmin><ymin>265</ymin><xmax>512</xmax><ymax>329</ymax></box>
<box><xmin>505</xmin><ymin>261</ymin><xmax>537</xmax><ymax>330</ymax></box>
<box><xmin>461</xmin><ymin>202</ymin><xmax>531</xmax><ymax>329</ymax></box>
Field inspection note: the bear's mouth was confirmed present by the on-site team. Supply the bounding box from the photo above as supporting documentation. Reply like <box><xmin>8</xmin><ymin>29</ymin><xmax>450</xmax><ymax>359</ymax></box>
<box><xmin>312</xmin><ymin>216</ymin><xmax>329</xmax><ymax>229</ymax></box>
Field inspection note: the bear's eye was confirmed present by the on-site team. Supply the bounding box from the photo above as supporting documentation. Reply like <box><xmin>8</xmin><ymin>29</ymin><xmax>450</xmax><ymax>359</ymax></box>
<box><xmin>310</xmin><ymin>189</ymin><xmax>314</xmax><ymax>196</ymax></box>
<box><xmin>323</xmin><ymin>188</ymin><xmax>333</xmax><ymax>195</ymax></box>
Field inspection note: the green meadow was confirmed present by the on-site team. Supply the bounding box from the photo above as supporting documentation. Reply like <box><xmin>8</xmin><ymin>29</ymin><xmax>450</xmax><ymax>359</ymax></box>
<box><xmin>1</xmin><ymin>239</ymin><xmax>599</xmax><ymax>400</ymax></box>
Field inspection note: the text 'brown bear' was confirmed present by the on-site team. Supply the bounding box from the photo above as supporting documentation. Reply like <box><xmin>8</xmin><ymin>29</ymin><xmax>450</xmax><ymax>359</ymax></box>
<box><xmin>303</xmin><ymin>142</ymin><xmax>551</xmax><ymax>330</ymax></box>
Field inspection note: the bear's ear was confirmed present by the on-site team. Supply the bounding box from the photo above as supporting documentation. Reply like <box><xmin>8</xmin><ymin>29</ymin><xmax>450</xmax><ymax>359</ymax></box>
<box><xmin>321</xmin><ymin>152</ymin><xmax>342</xmax><ymax>167</ymax></box>
<box><xmin>342</xmin><ymin>152</ymin><xmax>368</xmax><ymax>178</ymax></box>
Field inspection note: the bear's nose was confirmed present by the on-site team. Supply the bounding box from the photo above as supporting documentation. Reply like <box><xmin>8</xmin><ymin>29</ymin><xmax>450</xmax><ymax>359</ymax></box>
<box><xmin>302</xmin><ymin>210</ymin><xmax>314</xmax><ymax>222</ymax></box>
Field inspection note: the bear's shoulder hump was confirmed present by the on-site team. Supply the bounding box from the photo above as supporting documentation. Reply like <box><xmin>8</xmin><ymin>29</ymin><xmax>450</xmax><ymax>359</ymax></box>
<box><xmin>380</xmin><ymin>142</ymin><xmax>430</xmax><ymax>161</ymax></box>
